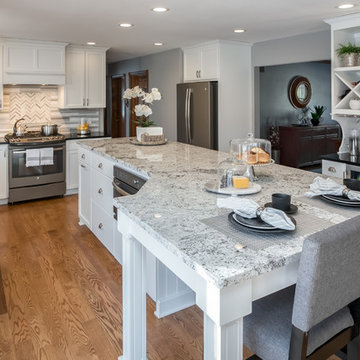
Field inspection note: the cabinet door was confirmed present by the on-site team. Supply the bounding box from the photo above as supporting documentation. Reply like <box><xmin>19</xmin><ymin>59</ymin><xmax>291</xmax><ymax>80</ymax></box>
<box><xmin>86</xmin><ymin>50</ymin><xmax>106</xmax><ymax>108</ymax></box>
<box><xmin>66</xmin><ymin>150</ymin><xmax>79</xmax><ymax>190</ymax></box>
<box><xmin>184</xmin><ymin>47</ymin><xmax>201</xmax><ymax>81</ymax></box>
<box><xmin>200</xmin><ymin>44</ymin><xmax>219</xmax><ymax>80</ymax></box>
<box><xmin>0</xmin><ymin>146</ymin><xmax>8</xmax><ymax>200</ymax></box>
<box><xmin>0</xmin><ymin>43</ymin><xmax>3</xmax><ymax>110</ymax></box>
<box><xmin>79</xmin><ymin>161</ymin><xmax>91</xmax><ymax>227</ymax></box>
<box><xmin>64</xmin><ymin>49</ymin><xmax>86</xmax><ymax>108</ymax></box>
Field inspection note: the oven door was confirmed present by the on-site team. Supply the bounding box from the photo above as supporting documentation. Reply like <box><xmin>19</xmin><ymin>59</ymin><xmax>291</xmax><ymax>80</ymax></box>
<box><xmin>9</xmin><ymin>144</ymin><xmax>66</xmax><ymax>188</ymax></box>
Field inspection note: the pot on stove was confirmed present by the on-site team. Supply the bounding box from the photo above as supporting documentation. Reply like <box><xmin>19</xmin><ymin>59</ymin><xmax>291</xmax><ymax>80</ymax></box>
<box><xmin>41</xmin><ymin>124</ymin><xmax>58</xmax><ymax>136</ymax></box>
<box><xmin>13</xmin><ymin>118</ymin><xmax>27</xmax><ymax>137</ymax></box>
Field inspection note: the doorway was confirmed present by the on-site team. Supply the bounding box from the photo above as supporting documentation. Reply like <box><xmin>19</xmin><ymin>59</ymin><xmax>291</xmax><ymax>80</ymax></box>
<box><xmin>128</xmin><ymin>70</ymin><xmax>149</xmax><ymax>137</ymax></box>
<box><xmin>111</xmin><ymin>74</ymin><xmax>126</xmax><ymax>138</ymax></box>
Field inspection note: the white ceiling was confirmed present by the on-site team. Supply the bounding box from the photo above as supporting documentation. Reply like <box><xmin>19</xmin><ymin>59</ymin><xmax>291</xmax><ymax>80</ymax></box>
<box><xmin>0</xmin><ymin>0</ymin><xmax>358</xmax><ymax>63</ymax></box>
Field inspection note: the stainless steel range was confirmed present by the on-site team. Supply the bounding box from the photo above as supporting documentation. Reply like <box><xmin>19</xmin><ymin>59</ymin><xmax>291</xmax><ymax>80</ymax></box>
<box><xmin>5</xmin><ymin>131</ymin><xmax>66</xmax><ymax>203</ymax></box>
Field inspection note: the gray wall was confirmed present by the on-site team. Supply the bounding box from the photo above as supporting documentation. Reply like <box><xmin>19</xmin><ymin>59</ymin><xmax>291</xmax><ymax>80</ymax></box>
<box><xmin>259</xmin><ymin>61</ymin><xmax>334</xmax><ymax>139</ymax></box>
<box><xmin>107</xmin><ymin>49</ymin><xmax>183</xmax><ymax>140</ymax></box>
<box><xmin>252</xmin><ymin>30</ymin><xmax>331</xmax><ymax>67</ymax></box>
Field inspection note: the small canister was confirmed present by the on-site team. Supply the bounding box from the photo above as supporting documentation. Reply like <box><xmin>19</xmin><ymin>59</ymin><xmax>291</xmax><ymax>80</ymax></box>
<box><xmin>350</xmin><ymin>129</ymin><xmax>359</xmax><ymax>157</ymax></box>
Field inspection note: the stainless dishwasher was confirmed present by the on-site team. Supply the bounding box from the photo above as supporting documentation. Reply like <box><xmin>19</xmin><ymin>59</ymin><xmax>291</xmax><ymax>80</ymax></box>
<box><xmin>112</xmin><ymin>166</ymin><xmax>147</xmax><ymax>219</ymax></box>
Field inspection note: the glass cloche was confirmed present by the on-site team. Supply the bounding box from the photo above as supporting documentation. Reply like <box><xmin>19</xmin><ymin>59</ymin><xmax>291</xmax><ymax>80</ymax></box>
<box><xmin>230</xmin><ymin>133</ymin><xmax>272</xmax><ymax>165</ymax></box>
<box><xmin>218</xmin><ymin>157</ymin><xmax>248</xmax><ymax>189</ymax></box>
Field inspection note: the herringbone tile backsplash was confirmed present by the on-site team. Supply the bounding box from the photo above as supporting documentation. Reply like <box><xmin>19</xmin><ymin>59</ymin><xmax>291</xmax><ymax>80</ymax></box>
<box><xmin>0</xmin><ymin>85</ymin><xmax>103</xmax><ymax>137</ymax></box>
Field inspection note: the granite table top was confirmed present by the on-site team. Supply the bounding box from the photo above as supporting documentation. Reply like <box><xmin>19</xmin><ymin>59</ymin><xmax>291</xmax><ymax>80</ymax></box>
<box><xmin>78</xmin><ymin>138</ymin><xmax>357</xmax><ymax>289</ymax></box>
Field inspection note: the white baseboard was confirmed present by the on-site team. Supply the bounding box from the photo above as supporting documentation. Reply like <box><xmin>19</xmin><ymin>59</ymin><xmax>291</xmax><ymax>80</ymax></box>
<box><xmin>0</xmin><ymin>199</ymin><xmax>8</xmax><ymax>205</ymax></box>
<box><xmin>154</xmin><ymin>288</ymin><xmax>196</xmax><ymax>319</ymax></box>
<box><xmin>65</xmin><ymin>188</ymin><xmax>78</xmax><ymax>196</ymax></box>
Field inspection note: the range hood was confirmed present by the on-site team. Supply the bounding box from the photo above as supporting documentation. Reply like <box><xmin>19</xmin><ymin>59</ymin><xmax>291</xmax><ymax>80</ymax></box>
<box><xmin>2</xmin><ymin>39</ymin><xmax>68</xmax><ymax>85</ymax></box>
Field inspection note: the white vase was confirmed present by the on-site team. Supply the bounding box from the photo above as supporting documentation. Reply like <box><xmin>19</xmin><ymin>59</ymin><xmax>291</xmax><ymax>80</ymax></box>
<box><xmin>136</xmin><ymin>126</ymin><xmax>163</xmax><ymax>142</ymax></box>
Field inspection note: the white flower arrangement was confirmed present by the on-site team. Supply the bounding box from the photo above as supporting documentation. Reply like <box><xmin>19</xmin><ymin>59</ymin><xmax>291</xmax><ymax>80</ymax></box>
<box><xmin>123</xmin><ymin>86</ymin><xmax>162</xmax><ymax>127</ymax></box>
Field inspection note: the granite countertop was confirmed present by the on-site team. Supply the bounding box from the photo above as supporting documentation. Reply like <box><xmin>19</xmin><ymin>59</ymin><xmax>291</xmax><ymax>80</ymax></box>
<box><xmin>78</xmin><ymin>138</ymin><xmax>356</xmax><ymax>289</ymax></box>
<box><xmin>322</xmin><ymin>153</ymin><xmax>360</xmax><ymax>166</ymax></box>
<box><xmin>64</xmin><ymin>132</ymin><xmax>108</xmax><ymax>141</ymax></box>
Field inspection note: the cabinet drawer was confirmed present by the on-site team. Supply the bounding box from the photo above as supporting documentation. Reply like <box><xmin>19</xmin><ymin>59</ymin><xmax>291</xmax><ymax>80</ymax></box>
<box><xmin>79</xmin><ymin>148</ymin><xmax>91</xmax><ymax>165</ymax></box>
<box><xmin>322</xmin><ymin>160</ymin><xmax>346</xmax><ymax>178</ymax></box>
<box><xmin>92</xmin><ymin>169</ymin><xmax>113</xmax><ymax>215</ymax></box>
<box><xmin>91</xmin><ymin>200</ymin><xmax>114</xmax><ymax>254</ymax></box>
<box><xmin>91</xmin><ymin>153</ymin><xmax>113</xmax><ymax>179</ymax></box>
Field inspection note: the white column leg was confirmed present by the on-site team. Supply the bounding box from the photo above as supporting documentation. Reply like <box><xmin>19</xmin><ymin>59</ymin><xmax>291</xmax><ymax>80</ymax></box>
<box><xmin>119</xmin><ymin>233</ymin><xmax>147</xmax><ymax>360</ymax></box>
<box><xmin>204</xmin><ymin>314</ymin><xmax>243</xmax><ymax>360</ymax></box>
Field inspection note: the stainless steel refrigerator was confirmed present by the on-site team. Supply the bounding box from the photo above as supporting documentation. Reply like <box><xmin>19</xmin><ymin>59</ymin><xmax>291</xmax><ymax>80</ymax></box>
<box><xmin>177</xmin><ymin>81</ymin><xmax>218</xmax><ymax>150</ymax></box>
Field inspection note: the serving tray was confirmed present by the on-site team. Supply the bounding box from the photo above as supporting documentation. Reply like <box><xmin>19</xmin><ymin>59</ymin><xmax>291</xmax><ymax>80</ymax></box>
<box><xmin>204</xmin><ymin>181</ymin><xmax>261</xmax><ymax>196</ymax></box>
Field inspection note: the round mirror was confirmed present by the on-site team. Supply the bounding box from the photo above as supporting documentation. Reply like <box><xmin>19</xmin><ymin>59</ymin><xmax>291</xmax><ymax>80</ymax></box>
<box><xmin>288</xmin><ymin>76</ymin><xmax>312</xmax><ymax>108</ymax></box>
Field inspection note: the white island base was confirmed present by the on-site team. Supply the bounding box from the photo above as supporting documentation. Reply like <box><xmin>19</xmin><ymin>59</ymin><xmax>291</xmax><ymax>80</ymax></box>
<box><xmin>117</xmin><ymin>210</ymin><xmax>300</xmax><ymax>360</ymax></box>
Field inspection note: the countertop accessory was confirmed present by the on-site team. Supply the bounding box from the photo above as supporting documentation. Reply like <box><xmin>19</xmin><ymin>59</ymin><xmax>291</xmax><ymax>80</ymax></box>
<box><xmin>349</xmin><ymin>129</ymin><xmax>358</xmax><ymax>156</ymax></box>
<box><xmin>130</xmin><ymin>136</ymin><xmax>167</xmax><ymax>146</ymax></box>
<box><xmin>306</xmin><ymin>176</ymin><xmax>360</xmax><ymax>201</ymax></box>
<box><xmin>320</xmin><ymin>194</ymin><xmax>360</xmax><ymax>207</ymax></box>
<box><xmin>230</xmin><ymin>134</ymin><xmax>273</xmax><ymax>181</ymax></box>
<box><xmin>264</xmin><ymin>202</ymin><xmax>298</xmax><ymax>214</ymax></box>
<box><xmin>271</xmin><ymin>193</ymin><xmax>291</xmax><ymax>211</ymax></box>
<box><xmin>343</xmin><ymin>178</ymin><xmax>360</xmax><ymax>191</ymax></box>
<box><xmin>78</xmin><ymin>129</ymin><xmax>91</xmax><ymax>136</ymax></box>
<box><xmin>218</xmin><ymin>197</ymin><xmax>296</xmax><ymax>231</ymax></box>
<box><xmin>41</xmin><ymin>124</ymin><xmax>58</xmax><ymax>136</ymax></box>
<box><xmin>205</xmin><ymin>181</ymin><xmax>261</xmax><ymax>196</ymax></box>
<box><xmin>228</xmin><ymin>212</ymin><xmax>296</xmax><ymax>233</ymax></box>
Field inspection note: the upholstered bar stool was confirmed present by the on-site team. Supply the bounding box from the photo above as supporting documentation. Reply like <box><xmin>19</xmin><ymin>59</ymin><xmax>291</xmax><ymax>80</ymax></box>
<box><xmin>244</xmin><ymin>216</ymin><xmax>360</xmax><ymax>360</ymax></box>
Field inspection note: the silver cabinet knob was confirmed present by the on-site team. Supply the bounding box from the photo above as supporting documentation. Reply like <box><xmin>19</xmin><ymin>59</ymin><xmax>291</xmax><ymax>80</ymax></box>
<box><xmin>98</xmin><ymin>188</ymin><xmax>103</xmax><ymax>194</ymax></box>
<box><xmin>81</xmin><ymin>164</ymin><xmax>86</xmax><ymax>168</ymax></box>
<box><xmin>328</xmin><ymin>167</ymin><xmax>336</xmax><ymax>173</ymax></box>
<box><xmin>98</xmin><ymin>163</ymin><xmax>103</xmax><ymax>169</ymax></box>
<box><xmin>81</xmin><ymin>154</ymin><xmax>85</xmax><ymax>159</ymax></box>
<box><xmin>98</xmin><ymin>223</ymin><xmax>103</xmax><ymax>229</ymax></box>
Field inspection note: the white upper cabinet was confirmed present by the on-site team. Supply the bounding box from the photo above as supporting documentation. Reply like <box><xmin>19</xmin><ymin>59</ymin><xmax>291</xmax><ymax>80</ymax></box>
<box><xmin>183</xmin><ymin>42</ymin><xmax>219</xmax><ymax>81</ymax></box>
<box><xmin>3</xmin><ymin>39</ymin><xmax>67</xmax><ymax>85</ymax></box>
<box><xmin>60</xmin><ymin>46</ymin><xmax>107</xmax><ymax>109</ymax></box>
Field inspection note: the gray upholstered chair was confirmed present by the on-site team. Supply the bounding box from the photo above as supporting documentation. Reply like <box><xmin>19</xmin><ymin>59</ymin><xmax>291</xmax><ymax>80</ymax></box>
<box><xmin>244</xmin><ymin>216</ymin><xmax>360</xmax><ymax>360</ymax></box>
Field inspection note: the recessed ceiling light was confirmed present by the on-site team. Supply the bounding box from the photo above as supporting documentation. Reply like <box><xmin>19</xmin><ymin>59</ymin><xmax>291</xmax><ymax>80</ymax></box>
<box><xmin>87</xmin><ymin>42</ymin><xmax>96</xmax><ymax>45</ymax></box>
<box><xmin>337</xmin><ymin>3</ymin><xmax>355</xmax><ymax>8</ymax></box>
<box><xmin>154</xmin><ymin>42</ymin><xmax>164</xmax><ymax>46</ymax></box>
<box><xmin>234</xmin><ymin>29</ymin><xmax>246</xmax><ymax>33</ymax></box>
<box><xmin>119</xmin><ymin>23</ymin><xmax>134</xmax><ymax>28</ymax></box>
<box><xmin>151</xmin><ymin>7</ymin><xmax>169</xmax><ymax>12</ymax></box>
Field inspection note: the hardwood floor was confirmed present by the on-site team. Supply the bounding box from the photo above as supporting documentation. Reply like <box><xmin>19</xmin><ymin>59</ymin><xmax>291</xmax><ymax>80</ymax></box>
<box><xmin>0</xmin><ymin>196</ymin><xmax>339</xmax><ymax>360</ymax></box>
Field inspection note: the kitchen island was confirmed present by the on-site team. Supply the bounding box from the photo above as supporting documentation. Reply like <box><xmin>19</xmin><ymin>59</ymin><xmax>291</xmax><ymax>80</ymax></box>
<box><xmin>79</xmin><ymin>138</ymin><xmax>358</xmax><ymax>360</ymax></box>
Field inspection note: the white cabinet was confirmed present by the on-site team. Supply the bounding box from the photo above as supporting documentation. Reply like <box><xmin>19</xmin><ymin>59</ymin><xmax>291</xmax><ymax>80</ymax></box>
<box><xmin>322</xmin><ymin>160</ymin><xmax>347</xmax><ymax>178</ymax></box>
<box><xmin>0</xmin><ymin>42</ymin><xmax>3</xmax><ymax>111</ymax></box>
<box><xmin>61</xmin><ymin>46</ymin><xmax>107</xmax><ymax>109</ymax></box>
<box><xmin>0</xmin><ymin>145</ymin><xmax>8</xmax><ymax>201</ymax></box>
<box><xmin>183</xmin><ymin>43</ymin><xmax>219</xmax><ymax>81</ymax></box>
<box><xmin>66</xmin><ymin>140</ymin><xmax>80</xmax><ymax>192</ymax></box>
<box><xmin>79</xmin><ymin>150</ymin><xmax>91</xmax><ymax>227</ymax></box>
<box><xmin>3</xmin><ymin>39</ymin><xmax>67</xmax><ymax>85</ymax></box>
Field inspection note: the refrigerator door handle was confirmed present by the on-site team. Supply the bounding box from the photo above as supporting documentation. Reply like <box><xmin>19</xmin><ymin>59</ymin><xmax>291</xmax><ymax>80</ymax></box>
<box><xmin>187</xmin><ymin>88</ymin><xmax>193</xmax><ymax>144</ymax></box>
<box><xmin>185</xmin><ymin>88</ymin><xmax>189</xmax><ymax>143</ymax></box>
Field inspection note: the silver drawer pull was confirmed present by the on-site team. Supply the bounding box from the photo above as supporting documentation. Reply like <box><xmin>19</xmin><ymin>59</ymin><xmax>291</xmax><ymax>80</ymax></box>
<box><xmin>98</xmin><ymin>188</ymin><xmax>103</xmax><ymax>194</ymax></box>
<box><xmin>81</xmin><ymin>154</ymin><xmax>85</xmax><ymax>159</ymax></box>
<box><xmin>98</xmin><ymin>163</ymin><xmax>103</xmax><ymax>169</ymax></box>
<box><xmin>328</xmin><ymin>167</ymin><xmax>336</xmax><ymax>173</ymax></box>
<box><xmin>98</xmin><ymin>223</ymin><xmax>103</xmax><ymax>230</ymax></box>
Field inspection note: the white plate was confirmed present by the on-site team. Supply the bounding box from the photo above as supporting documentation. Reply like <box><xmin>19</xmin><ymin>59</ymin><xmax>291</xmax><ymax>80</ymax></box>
<box><xmin>204</xmin><ymin>181</ymin><xmax>261</xmax><ymax>196</ymax></box>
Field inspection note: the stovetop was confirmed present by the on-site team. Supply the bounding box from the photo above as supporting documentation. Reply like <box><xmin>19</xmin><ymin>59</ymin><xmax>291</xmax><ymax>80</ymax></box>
<box><xmin>5</xmin><ymin>131</ymin><xmax>66</xmax><ymax>146</ymax></box>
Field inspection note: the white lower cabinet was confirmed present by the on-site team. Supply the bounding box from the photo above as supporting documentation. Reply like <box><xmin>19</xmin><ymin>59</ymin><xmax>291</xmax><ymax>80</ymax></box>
<box><xmin>322</xmin><ymin>160</ymin><xmax>347</xmax><ymax>178</ymax></box>
<box><xmin>79</xmin><ymin>149</ymin><xmax>196</xmax><ymax>318</ymax></box>
<box><xmin>91</xmin><ymin>200</ymin><xmax>114</xmax><ymax>254</ymax></box>
<box><xmin>0</xmin><ymin>145</ymin><xmax>8</xmax><ymax>202</ymax></box>
<box><xmin>79</xmin><ymin>157</ymin><xmax>91</xmax><ymax>226</ymax></box>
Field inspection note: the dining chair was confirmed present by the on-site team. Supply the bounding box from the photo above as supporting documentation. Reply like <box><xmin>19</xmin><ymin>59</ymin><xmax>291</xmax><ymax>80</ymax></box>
<box><xmin>244</xmin><ymin>215</ymin><xmax>360</xmax><ymax>360</ymax></box>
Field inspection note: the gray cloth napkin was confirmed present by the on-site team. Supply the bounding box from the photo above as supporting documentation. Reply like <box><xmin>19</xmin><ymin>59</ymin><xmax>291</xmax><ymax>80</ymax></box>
<box><xmin>305</xmin><ymin>176</ymin><xmax>360</xmax><ymax>201</ymax></box>
<box><xmin>217</xmin><ymin>197</ymin><xmax>295</xmax><ymax>230</ymax></box>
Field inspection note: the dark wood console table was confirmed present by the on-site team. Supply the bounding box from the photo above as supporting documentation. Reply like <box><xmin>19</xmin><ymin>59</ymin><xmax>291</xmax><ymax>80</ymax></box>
<box><xmin>279</xmin><ymin>125</ymin><xmax>341</xmax><ymax>168</ymax></box>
